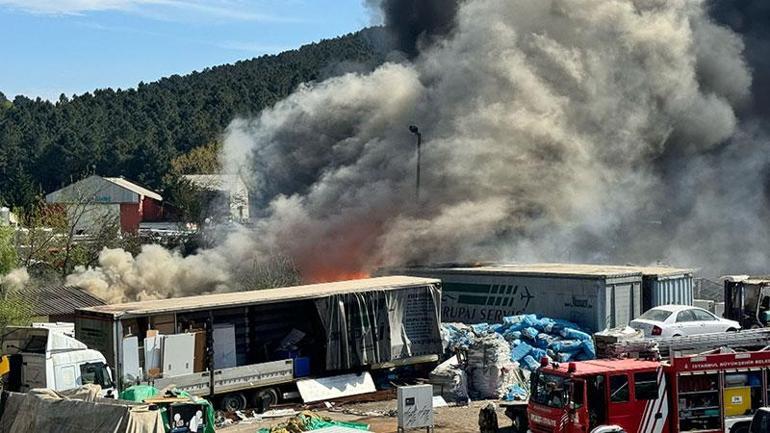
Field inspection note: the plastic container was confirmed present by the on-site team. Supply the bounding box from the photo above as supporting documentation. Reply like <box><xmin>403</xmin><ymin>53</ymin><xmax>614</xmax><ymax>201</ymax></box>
<box><xmin>294</xmin><ymin>357</ymin><xmax>310</xmax><ymax>377</ymax></box>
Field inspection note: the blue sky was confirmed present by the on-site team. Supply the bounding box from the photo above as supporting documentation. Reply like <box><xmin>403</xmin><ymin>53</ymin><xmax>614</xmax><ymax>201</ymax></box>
<box><xmin>0</xmin><ymin>1</ymin><xmax>373</xmax><ymax>100</ymax></box>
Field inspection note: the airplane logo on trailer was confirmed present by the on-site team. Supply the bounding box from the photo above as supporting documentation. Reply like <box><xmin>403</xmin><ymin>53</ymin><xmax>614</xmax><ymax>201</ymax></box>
<box><xmin>516</xmin><ymin>285</ymin><xmax>534</xmax><ymax>307</ymax></box>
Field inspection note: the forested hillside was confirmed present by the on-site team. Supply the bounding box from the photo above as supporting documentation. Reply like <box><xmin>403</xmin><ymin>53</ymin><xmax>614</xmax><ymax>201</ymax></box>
<box><xmin>0</xmin><ymin>28</ymin><xmax>387</xmax><ymax>210</ymax></box>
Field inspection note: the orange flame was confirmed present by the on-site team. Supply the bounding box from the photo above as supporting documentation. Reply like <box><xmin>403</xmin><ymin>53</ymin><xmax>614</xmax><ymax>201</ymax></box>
<box><xmin>306</xmin><ymin>270</ymin><xmax>371</xmax><ymax>284</ymax></box>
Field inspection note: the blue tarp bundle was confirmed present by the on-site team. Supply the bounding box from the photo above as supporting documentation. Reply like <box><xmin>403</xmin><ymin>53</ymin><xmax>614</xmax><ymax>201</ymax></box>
<box><xmin>442</xmin><ymin>314</ymin><xmax>596</xmax><ymax>372</ymax></box>
<box><xmin>509</xmin><ymin>341</ymin><xmax>533</xmax><ymax>362</ymax></box>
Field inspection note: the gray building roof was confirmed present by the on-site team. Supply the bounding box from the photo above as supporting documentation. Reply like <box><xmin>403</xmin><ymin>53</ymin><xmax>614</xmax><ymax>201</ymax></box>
<box><xmin>21</xmin><ymin>285</ymin><xmax>106</xmax><ymax>317</ymax></box>
<box><xmin>46</xmin><ymin>175</ymin><xmax>162</xmax><ymax>204</ymax></box>
<box><xmin>386</xmin><ymin>263</ymin><xmax>694</xmax><ymax>279</ymax></box>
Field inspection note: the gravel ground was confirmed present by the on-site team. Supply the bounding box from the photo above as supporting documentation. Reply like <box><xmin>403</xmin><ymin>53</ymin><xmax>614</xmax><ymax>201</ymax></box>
<box><xmin>217</xmin><ymin>399</ymin><xmax>517</xmax><ymax>433</ymax></box>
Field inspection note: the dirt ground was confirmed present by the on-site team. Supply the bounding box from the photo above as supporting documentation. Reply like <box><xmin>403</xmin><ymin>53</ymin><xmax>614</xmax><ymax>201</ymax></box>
<box><xmin>217</xmin><ymin>399</ymin><xmax>517</xmax><ymax>433</ymax></box>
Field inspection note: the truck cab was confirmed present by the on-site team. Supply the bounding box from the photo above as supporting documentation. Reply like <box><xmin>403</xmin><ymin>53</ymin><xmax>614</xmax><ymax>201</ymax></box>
<box><xmin>528</xmin><ymin>358</ymin><xmax>667</xmax><ymax>433</ymax></box>
<box><xmin>1</xmin><ymin>326</ymin><xmax>115</xmax><ymax>396</ymax></box>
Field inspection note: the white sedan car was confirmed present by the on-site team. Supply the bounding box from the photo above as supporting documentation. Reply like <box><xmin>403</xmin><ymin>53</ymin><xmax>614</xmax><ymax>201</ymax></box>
<box><xmin>630</xmin><ymin>304</ymin><xmax>741</xmax><ymax>337</ymax></box>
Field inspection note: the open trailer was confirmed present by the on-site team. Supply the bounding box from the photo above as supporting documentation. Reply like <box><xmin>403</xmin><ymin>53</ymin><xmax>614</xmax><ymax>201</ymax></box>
<box><xmin>73</xmin><ymin>276</ymin><xmax>442</xmax><ymax>411</ymax></box>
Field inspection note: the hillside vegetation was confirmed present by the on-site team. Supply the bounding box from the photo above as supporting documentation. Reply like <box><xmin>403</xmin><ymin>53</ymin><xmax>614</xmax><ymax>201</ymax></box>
<box><xmin>0</xmin><ymin>28</ymin><xmax>387</xmax><ymax>210</ymax></box>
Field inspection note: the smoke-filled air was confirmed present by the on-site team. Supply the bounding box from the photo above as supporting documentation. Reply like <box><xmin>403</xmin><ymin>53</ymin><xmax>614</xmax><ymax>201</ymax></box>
<box><xmin>68</xmin><ymin>0</ymin><xmax>770</xmax><ymax>302</ymax></box>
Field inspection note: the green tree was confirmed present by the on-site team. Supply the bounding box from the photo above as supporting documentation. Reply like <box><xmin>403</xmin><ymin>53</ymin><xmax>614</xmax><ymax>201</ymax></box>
<box><xmin>0</xmin><ymin>28</ymin><xmax>388</xmax><ymax>211</ymax></box>
<box><xmin>163</xmin><ymin>141</ymin><xmax>224</xmax><ymax>225</ymax></box>
<box><xmin>0</xmin><ymin>225</ymin><xmax>31</xmax><ymax>330</ymax></box>
<box><xmin>0</xmin><ymin>225</ymin><xmax>17</xmax><ymax>275</ymax></box>
<box><xmin>0</xmin><ymin>296</ymin><xmax>33</xmax><ymax>330</ymax></box>
<box><xmin>169</xmin><ymin>141</ymin><xmax>221</xmax><ymax>176</ymax></box>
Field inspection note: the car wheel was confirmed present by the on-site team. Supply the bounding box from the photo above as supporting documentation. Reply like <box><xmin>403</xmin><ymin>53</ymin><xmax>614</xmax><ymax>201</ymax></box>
<box><xmin>672</xmin><ymin>334</ymin><xmax>682</xmax><ymax>338</ymax></box>
<box><xmin>726</xmin><ymin>327</ymin><xmax>737</xmax><ymax>332</ymax></box>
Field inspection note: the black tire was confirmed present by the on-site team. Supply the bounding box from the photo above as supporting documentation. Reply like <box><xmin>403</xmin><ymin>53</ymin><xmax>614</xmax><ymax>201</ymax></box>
<box><xmin>726</xmin><ymin>327</ymin><xmax>738</xmax><ymax>332</ymax></box>
<box><xmin>672</xmin><ymin>334</ymin><xmax>682</xmax><ymax>338</ymax></box>
<box><xmin>510</xmin><ymin>411</ymin><xmax>528</xmax><ymax>433</ymax></box>
<box><xmin>220</xmin><ymin>392</ymin><xmax>248</xmax><ymax>412</ymax></box>
<box><xmin>251</xmin><ymin>388</ymin><xmax>280</xmax><ymax>413</ymax></box>
<box><xmin>731</xmin><ymin>424</ymin><xmax>750</xmax><ymax>433</ymax></box>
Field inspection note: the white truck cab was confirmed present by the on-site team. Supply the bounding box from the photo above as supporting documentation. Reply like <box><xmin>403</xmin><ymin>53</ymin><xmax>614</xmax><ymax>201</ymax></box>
<box><xmin>1</xmin><ymin>326</ymin><xmax>115</xmax><ymax>397</ymax></box>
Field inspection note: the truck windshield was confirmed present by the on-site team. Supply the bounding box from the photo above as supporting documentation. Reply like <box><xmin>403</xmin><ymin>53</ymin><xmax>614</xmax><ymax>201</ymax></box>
<box><xmin>81</xmin><ymin>363</ymin><xmax>114</xmax><ymax>389</ymax></box>
<box><xmin>532</xmin><ymin>372</ymin><xmax>569</xmax><ymax>409</ymax></box>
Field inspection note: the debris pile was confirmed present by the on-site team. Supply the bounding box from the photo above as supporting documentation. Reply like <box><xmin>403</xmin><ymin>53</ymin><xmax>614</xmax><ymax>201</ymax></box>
<box><xmin>594</xmin><ymin>327</ymin><xmax>659</xmax><ymax>359</ymax></box>
<box><xmin>257</xmin><ymin>411</ymin><xmax>369</xmax><ymax>433</ymax></box>
<box><xmin>436</xmin><ymin>315</ymin><xmax>596</xmax><ymax>401</ymax></box>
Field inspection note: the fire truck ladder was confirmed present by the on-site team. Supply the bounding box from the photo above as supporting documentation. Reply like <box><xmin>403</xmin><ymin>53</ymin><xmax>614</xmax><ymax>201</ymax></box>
<box><xmin>655</xmin><ymin>328</ymin><xmax>770</xmax><ymax>357</ymax></box>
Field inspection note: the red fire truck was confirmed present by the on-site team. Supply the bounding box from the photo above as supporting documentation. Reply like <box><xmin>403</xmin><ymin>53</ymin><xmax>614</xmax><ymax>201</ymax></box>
<box><xmin>526</xmin><ymin>349</ymin><xmax>770</xmax><ymax>433</ymax></box>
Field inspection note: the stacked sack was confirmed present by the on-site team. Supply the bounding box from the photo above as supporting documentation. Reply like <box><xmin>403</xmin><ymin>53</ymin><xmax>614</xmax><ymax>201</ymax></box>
<box><xmin>466</xmin><ymin>333</ymin><xmax>516</xmax><ymax>399</ymax></box>
<box><xmin>430</xmin><ymin>355</ymin><xmax>470</xmax><ymax>403</ymax></box>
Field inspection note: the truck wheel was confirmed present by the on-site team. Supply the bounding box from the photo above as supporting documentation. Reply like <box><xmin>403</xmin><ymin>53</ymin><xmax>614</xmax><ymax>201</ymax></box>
<box><xmin>220</xmin><ymin>392</ymin><xmax>248</xmax><ymax>412</ymax></box>
<box><xmin>252</xmin><ymin>388</ymin><xmax>280</xmax><ymax>413</ymax></box>
<box><xmin>509</xmin><ymin>410</ymin><xmax>527</xmax><ymax>433</ymax></box>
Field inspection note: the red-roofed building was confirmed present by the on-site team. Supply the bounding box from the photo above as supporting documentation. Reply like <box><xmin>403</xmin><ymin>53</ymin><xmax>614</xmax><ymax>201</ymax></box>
<box><xmin>46</xmin><ymin>175</ymin><xmax>166</xmax><ymax>233</ymax></box>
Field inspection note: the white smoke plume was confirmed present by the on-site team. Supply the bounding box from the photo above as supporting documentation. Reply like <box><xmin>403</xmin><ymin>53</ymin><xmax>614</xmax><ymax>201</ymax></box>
<box><xmin>69</xmin><ymin>0</ymin><xmax>764</xmax><ymax>301</ymax></box>
<box><xmin>1</xmin><ymin>267</ymin><xmax>30</xmax><ymax>293</ymax></box>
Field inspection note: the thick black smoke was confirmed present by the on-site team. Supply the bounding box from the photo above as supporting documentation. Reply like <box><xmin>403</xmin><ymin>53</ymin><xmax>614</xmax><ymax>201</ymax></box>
<box><xmin>367</xmin><ymin>0</ymin><xmax>460</xmax><ymax>56</ymax></box>
<box><xmin>70</xmin><ymin>0</ymin><xmax>770</xmax><ymax>301</ymax></box>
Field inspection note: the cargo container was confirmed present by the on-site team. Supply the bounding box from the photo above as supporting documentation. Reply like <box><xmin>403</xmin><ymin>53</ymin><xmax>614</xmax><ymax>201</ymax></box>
<box><xmin>385</xmin><ymin>264</ymin><xmax>644</xmax><ymax>331</ymax></box>
<box><xmin>637</xmin><ymin>266</ymin><xmax>694</xmax><ymax>311</ymax></box>
<box><xmin>74</xmin><ymin>276</ymin><xmax>442</xmax><ymax>411</ymax></box>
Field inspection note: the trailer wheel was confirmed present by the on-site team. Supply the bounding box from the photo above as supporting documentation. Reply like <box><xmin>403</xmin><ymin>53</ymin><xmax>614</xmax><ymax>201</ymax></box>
<box><xmin>252</xmin><ymin>388</ymin><xmax>280</xmax><ymax>413</ymax></box>
<box><xmin>220</xmin><ymin>392</ymin><xmax>248</xmax><ymax>412</ymax></box>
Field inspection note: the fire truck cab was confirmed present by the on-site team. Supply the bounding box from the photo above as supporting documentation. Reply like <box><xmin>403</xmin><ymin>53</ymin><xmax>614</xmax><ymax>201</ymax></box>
<box><xmin>527</xmin><ymin>358</ymin><xmax>665</xmax><ymax>433</ymax></box>
<box><xmin>527</xmin><ymin>350</ymin><xmax>770</xmax><ymax>433</ymax></box>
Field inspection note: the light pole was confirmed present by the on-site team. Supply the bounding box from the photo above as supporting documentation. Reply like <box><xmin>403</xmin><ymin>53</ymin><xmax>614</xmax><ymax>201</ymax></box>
<box><xmin>409</xmin><ymin>125</ymin><xmax>422</xmax><ymax>200</ymax></box>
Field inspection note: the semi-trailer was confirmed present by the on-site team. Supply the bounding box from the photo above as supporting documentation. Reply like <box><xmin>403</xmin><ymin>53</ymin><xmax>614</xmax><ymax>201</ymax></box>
<box><xmin>74</xmin><ymin>276</ymin><xmax>443</xmax><ymax>411</ymax></box>
<box><xmin>386</xmin><ymin>263</ymin><xmax>694</xmax><ymax>332</ymax></box>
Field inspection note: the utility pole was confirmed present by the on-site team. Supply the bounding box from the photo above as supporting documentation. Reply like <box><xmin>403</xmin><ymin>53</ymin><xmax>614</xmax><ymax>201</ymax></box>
<box><xmin>409</xmin><ymin>125</ymin><xmax>422</xmax><ymax>200</ymax></box>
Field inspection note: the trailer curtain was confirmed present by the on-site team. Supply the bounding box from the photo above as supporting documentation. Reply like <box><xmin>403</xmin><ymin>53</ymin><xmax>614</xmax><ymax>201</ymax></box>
<box><xmin>315</xmin><ymin>284</ymin><xmax>442</xmax><ymax>371</ymax></box>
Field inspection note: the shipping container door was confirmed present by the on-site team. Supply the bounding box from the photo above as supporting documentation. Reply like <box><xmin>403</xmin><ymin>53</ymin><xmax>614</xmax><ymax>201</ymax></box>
<box><xmin>630</xmin><ymin>282</ymin><xmax>640</xmax><ymax>319</ymax></box>
<box><xmin>611</xmin><ymin>284</ymin><xmax>632</xmax><ymax>327</ymax></box>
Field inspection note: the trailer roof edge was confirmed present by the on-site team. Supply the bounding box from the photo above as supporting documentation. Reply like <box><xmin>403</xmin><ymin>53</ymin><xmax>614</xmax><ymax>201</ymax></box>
<box><xmin>76</xmin><ymin>276</ymin><xmax>441</xmax><ymax>318</ymax></box>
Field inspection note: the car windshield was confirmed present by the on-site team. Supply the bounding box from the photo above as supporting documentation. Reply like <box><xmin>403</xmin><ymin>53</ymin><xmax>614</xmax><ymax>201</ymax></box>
<box><xmin>531</xmin><ymin>372</ymin><xmax>569</xmax><ymax>409</ymax></box>
<box><xmin>638</xmin><ymin>309</ymin><xmax>673</xmax><ymax>322</ymax></box>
